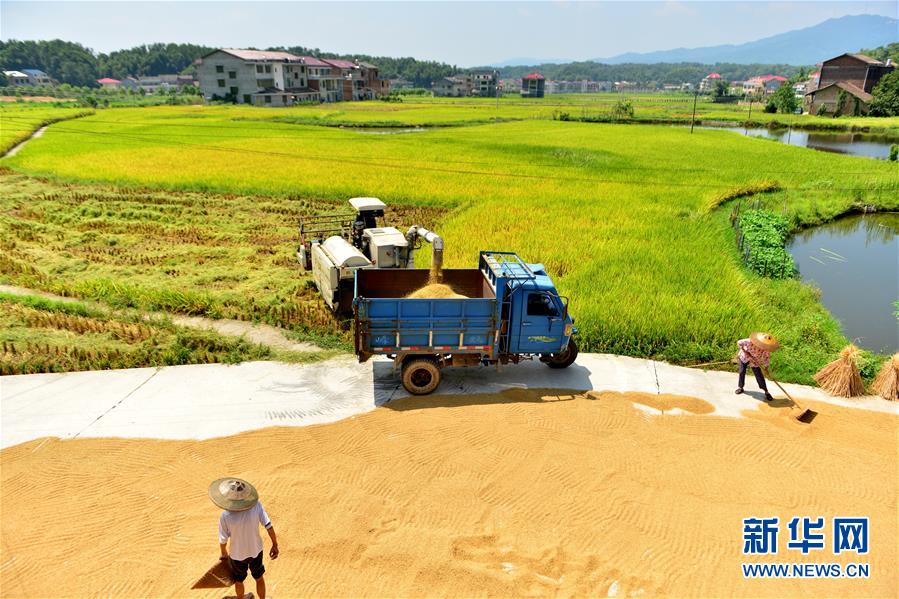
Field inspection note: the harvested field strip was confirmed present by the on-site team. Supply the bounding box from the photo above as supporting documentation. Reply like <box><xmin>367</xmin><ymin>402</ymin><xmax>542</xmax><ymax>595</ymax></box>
<box><xmin>0</xmin><ymin>171</ymin><xmax>445</xmax><ymax>346</ymax></box>
<box><xmin>1</xmin><ymin>389</ymin><xmax>895</xmax><ymax>597</ymax></box>
<box><xmin>0</xmin><ymin>291</ymin><xmax>278</xmax><ymax>374</ymax></box>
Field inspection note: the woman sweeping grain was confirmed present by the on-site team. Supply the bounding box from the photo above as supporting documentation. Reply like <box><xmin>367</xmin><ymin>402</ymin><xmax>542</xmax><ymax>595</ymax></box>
<box><xmin>735</xmin><ymin>332</ymin><xmax>779</xmax><ymax>402</ymax></box>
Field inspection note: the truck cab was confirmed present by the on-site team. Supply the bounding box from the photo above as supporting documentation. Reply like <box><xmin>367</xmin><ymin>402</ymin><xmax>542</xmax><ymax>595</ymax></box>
<box><xmin>506</xmin><ymin>265</ymin><xmax>573</xmax><ymax>355</ymax></box>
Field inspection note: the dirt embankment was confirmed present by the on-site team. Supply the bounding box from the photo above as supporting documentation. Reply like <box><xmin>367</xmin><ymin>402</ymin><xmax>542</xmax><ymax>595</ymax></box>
<box><xmin>1</xmin><ymin>390</ymin><xmax>895</xmax><ymax>597</ymax></box>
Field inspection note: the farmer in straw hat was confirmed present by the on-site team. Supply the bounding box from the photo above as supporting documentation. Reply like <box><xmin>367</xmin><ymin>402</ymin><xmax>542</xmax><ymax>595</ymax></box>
<box><xmin>210</xmin><ymin>477</ymin><xmax>279</xmax><ymax>599</ymax></box>
<box><xmin>735</xmin><ymin>332</ymin><xmax>779</xmax><ymax>402</ymax></box>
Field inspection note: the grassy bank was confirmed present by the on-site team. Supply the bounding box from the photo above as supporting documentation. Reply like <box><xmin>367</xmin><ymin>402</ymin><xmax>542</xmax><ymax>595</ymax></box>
<box><xmin>2</xmin><ymin>104</ymin><xmax>897</xmax><ymax>383</ymax></box>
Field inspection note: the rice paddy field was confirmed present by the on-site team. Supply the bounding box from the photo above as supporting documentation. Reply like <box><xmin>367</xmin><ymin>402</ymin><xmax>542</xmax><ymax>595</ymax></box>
<box><xmin>2</xmin><ymin>102</ymin><xmax>897</xmax><ymax>383</ymax></box>
<box><xmin>0</xmin><ymin>104</ymin><xmax>93</xmax><ymax>154</ymax></box>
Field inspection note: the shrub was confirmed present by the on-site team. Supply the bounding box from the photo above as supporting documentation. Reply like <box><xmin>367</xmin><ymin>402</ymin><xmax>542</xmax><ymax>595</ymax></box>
<box><xmin>890</xmin><ymin>144</ymin><xmax>898</xmax><ymax>162</ymax></box>
<box><xmin>737</xmin><ymin>209</ymin><xmax>794</xmax><ymax>279</ymax></box>
<box><xmin>816</xmin><ymin>104</ymin><xmax>828</xmax><ymax>116</ymax></box>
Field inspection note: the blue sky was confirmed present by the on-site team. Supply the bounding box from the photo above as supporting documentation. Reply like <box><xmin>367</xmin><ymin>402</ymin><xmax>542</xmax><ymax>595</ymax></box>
<box><xmin>2</xmin><ymin>1</ymin><xmax>896</xmax><ymax>66</ymax></box>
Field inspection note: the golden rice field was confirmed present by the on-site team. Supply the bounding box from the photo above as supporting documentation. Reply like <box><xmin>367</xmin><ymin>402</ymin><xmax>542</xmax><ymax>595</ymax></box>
<box><xmin>1</xmin><ymin>102</ymin><xmax>897</xmax><ymax>382</ymax></box>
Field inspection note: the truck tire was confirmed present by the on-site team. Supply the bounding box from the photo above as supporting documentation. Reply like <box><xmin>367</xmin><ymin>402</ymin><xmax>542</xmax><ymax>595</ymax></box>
<box><xmin>402</xmin><ymin>359</ymin><xmax>441</xmax><ymax>395</ymax></box>
<box><xmin>545</xmin><ymin>338</ymin><xmax>578</xmax><ymax>369</ymax></box>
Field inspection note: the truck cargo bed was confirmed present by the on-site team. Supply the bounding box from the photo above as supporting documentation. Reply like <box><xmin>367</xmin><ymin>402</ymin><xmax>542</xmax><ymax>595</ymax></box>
<box><xmin>354</xmin><ymin>269</ymin><xmax>497</xmax><ymax>360</ymax></box>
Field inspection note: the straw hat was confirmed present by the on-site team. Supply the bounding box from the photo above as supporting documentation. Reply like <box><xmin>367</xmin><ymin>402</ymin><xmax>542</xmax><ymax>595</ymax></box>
<box><xmin>750</xmin><ymin>332</ymin><xmax>780</xmax><ymax>352</ymax></box>
<box><xmin>208</xmin><ymin>477</ymin><xmax>258</xmax><ymax>511</ymax></box>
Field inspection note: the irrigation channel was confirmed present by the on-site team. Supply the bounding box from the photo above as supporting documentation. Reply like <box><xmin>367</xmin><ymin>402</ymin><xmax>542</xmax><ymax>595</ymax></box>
<box><xmin>703</xmin><ymin>125</ymin><xmax>898</xmax><ymax>159</ymax></box>
<box><xmin>788</xmin><ymin>213</ymin><xmax>899</xmax><ymax>354</ymax></box>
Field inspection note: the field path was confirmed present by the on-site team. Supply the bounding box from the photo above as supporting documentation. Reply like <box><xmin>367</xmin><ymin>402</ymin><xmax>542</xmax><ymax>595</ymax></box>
<box><xmin>2</xmin><ymin>125</ymin><xmax>48</xmax><ymax>158</ymax></box>
<box><xmin>2</xmin><ymin>351</ymin><xmax>894</xmax><ymax>449</ymax></box>
<box><xmin>0</xmin><ymin>284</ymin><xmax>319</xmax><ymax>352</ymax></box>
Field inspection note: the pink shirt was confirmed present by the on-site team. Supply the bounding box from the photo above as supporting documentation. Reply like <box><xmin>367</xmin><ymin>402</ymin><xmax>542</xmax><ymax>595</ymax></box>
<box><xmin>737</xmin><ymin>338</ymin><xmax>770</xmax><ymax>368</ymax></box>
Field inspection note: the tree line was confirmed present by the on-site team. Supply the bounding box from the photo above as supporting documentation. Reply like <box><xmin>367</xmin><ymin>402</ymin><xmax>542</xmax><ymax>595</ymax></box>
<box><xmin>494</xmin><ymin>62</ymin><xmax>809</xmax><ymax>87</ymax></box>
<box><xmin>0</xmin><ymin>40</ymin><xmax>214</xmax><ymax>87</ymax></box>
<box><xmin>0</xmin><ymin>39</ymin><xmax>458</xmax><ymax>89</ymax></box>
<box><xmin>2</xmin><ymin>39</ymin><xmax>896</xmax><ymax>97</ymax></box>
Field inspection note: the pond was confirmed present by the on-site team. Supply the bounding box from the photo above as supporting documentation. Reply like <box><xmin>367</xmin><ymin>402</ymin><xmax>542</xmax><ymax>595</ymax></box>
<box><xmin>704</xmin><ymin>126</ymin><xmax>897</xmax><ymax>159</ymax></box>
<box><xmin>788</xmin><ymin>213</ymin><xmax>899</xmax><ymax>354</ymax></box>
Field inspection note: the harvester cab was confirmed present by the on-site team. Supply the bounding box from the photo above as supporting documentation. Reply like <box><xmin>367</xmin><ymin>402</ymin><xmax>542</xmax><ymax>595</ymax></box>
<box><xmin>297</xmin><ymin>197</ymin><xmax>443</xmax><ymax>314</ymax></box>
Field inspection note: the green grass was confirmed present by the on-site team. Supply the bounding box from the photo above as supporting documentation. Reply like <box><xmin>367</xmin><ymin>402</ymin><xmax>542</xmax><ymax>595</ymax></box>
<box><xmin>1</xmin><ymin>103</ymin><xmax>897</xmax><ymax>383</ymax></box>
<box><xmin>0</xmin><ymin>291</ymin><xmax>277</xmax><ymax>375</ymax></box>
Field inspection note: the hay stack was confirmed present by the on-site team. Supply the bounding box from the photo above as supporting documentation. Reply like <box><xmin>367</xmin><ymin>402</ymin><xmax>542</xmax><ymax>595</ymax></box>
<box><xmin>406</xmin><ymin>284</ymin><xmax>468</xmax><ymax>299</ymax></box>
<box><xmin>871</xmin><ymin>354</ymin><xmax>899</xmax><ymax>401</ymax></box>
<box><xmin>814</xmin><ymin>344</ymin><xmax>866</xmax><ymax>398</ymax></box>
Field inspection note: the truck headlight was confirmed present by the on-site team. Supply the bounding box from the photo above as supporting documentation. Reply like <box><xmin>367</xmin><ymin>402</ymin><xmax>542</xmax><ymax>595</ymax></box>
<box><xmin>564</xmin><ymin>323</ymin><xmax>573</xmax><ymax>336</ymax></box>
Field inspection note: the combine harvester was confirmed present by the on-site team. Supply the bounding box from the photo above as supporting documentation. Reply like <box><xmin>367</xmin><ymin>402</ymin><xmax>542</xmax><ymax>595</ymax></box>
<box><xmin>355</xmin><ymin>251</ymin><xmax>577</xmax><ymax>395</ymax></box>
<box><xmin>300</xmin><ymin>198</ymin><xmax>577</xmax><ymax>395</ymax></box>
<box><xmin>298</xmin><ymin>197</ymin><xmax>443</xmax><ymax>314</ymax></box>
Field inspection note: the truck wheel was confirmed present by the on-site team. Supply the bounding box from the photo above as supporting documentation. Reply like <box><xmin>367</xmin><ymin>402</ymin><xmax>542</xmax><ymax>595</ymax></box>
<box><xmin>545</xmin><ymin>339</ymin><xmax>578</xmax><ymax>369</ymax></box>
<box><xmin>402</xmin><ymin>359</ymin><xmax>441</xmax><ymax>395</ymax></box>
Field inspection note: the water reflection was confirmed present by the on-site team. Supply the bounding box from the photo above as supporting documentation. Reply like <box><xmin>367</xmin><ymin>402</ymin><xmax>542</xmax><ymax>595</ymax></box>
<box><xmin>788</xmin><ymin>213</ymin><xmax>899</xmax><ymax>353</ymax></box>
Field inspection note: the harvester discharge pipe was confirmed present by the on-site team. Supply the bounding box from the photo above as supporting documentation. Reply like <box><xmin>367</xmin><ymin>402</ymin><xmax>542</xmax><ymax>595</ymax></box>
<box><xmin>406</xmin><ymin>225</ymin><xmax>444</xmax><ymax>279</ymax></box>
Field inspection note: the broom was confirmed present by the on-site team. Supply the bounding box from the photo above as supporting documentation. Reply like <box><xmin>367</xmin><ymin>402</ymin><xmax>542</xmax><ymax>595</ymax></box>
<box><xmin>871</xmin><ymin>353</ymin><xmax>899</xmax><ymax>401</ymax></box>
<box><xmin>813</xmin><ymin>344</ymin><xmax>866</xmax><ymax>398</ymax></box>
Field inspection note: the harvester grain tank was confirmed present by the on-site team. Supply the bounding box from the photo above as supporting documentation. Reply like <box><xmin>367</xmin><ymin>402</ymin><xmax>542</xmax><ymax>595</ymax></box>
<box><xmin>354</xmin><ymin>251</ymin><xmax>578</xmax><ymax>395</ymax></box>
<box><xmin>298</xmin><ymin>197</ymin><xmax>443</xmax><ymax>313</ymax></box>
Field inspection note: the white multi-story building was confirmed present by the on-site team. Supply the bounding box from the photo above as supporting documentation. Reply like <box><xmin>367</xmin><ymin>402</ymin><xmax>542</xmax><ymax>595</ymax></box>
<box><xmin>196</xmin><ymin>48</ymin><xmax>319</xmax><ymax>106</ymax></box>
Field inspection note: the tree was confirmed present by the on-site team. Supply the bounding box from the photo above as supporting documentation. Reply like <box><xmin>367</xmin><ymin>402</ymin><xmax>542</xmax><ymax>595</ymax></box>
<box><xmin>712</xmin><ymin>79</ymin><xmax>729</xmax><ymax>99</ymax></box>
<box><xmin>771</xmin><ymin>83</ymin><xmax>798</xmax><ymax>114</ymax></box>
<box><xmin>868</xmin><ymin>71</ymin><xmax>899</xmax><ymax>117</ymax></box>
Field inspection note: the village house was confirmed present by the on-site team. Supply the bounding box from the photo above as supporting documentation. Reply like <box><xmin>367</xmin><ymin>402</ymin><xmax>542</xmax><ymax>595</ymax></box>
<box><xmin>196</xmin><ymin>48</ymin><xmax>319</xmax><ymax>106</ymax></box>
<box><xmin>389</xmin><ymin>78</ymin><xmax>414</xmax><ymax>90</ymax></box>
<box><xmin>97</xmin><ymin>77</ymin><xmax>122</xmax><ymax>90</ymax></box>
<box><xmin>135</xmin><ymin>74</ymin><xmax>196</xmax><ymax>94</ymax></box>
<box><xmin>520</xmin><ymin>72</ymin><xmax>545</xmax><ymax>98</ymax></box>
<box><xmin>432</xmin><ymin>75</ymin><xmax>472</xmax><ymax>97</ymax></box>
<box><xmin>3</xmin><ymin>70</ymin><xmax>30</xmax><ymax>86</ymax></box>
<box><xmin>321</xmin><ymin>58</ymin><xmax>387</xmax><ymax>101</ymax></box>
<box><xmin>804</xmin><ymin>53</ymin><xmax>894</xmax><ymax>116</ymax></box>
<box><xmin>546</xmin><ymin>80</ymin><xmax>613</xmax><ymax>94</ymax></box>
<box><xmin>301</xmin><ymin>56</ymin><xmax>344</xmax><ymax>102</ymax></box>
<box><xmin>470</xmin><ymin>70</ymin><xmax>498</xmax><ymax>97</ymax></box>
<box><xmin>742</xmin><ymin>74</ymin><xmax>786</xmax><ymax>96</ymax></box>
<box><xmin>21</xmin><ymin>69</ymin><xmax>53</xmax><ymax>86</ymax></box>
<box><xmin>699</xmin><ymin>72</ymin><xmax>722</xmax><ymax>93</ymax></box>
<box><xmin>196</xmin><ymin>48</ymin><xmax>388</xmax><ymax>106</ymax></box>
<box><xmin>357</xmin><ymin>61</ymin><xmax>390</xmax><ymax>97</ymax></box>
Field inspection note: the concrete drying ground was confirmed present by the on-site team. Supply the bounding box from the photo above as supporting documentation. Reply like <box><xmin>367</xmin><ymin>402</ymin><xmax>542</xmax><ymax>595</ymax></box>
<box><xmin>2</xmin><ymin>354</ymin><xmax>894</xmax><ymax>448</ymax></box>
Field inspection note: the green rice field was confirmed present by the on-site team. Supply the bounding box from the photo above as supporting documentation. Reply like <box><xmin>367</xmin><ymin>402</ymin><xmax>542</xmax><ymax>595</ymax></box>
<box><xmin>1</xmin><ymin>102</ymin><xmax>897</xmax><ymax>382</ymax></box>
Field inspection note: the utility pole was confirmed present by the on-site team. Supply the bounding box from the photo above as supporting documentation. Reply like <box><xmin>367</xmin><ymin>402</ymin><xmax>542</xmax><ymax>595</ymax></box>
<box><xmin>746</xmin><ymin>99</ymin><xmax>753</xmax><ymax>134</ymax></box>
<box><xmin>690</xmin><ymin>91</ymin><xmax>698</xmax><ymax>133</ymax></box>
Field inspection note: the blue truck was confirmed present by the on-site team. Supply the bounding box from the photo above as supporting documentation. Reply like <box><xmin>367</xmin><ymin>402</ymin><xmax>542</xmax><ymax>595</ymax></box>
<box><xmin>354</xmin><ymin>251</ymin><xmax>577</xmax><ymax>395</ymax></box>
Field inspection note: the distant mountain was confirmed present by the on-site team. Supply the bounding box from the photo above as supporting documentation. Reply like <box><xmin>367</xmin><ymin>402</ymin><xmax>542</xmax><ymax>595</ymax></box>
<box><xmin>596</xmin><ymin>15</ymin><xmax>898</xmax><ymax>65</ymax></box>
<box><xmin>488</xmin><ymin>57</ymin><xmax>570</xmax><ymax>68</ymax></box>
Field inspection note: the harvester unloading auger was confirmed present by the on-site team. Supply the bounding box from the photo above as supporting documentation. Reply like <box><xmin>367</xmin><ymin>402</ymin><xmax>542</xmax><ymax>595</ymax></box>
<box><xmin>298</xmin><ymin>198</ymin><xmax>444</xmax><ymax>314</ymax></box>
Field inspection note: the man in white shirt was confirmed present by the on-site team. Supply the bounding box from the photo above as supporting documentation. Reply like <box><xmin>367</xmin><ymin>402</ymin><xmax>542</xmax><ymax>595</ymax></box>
<box><xmin>209</xmin><ymin>477</ymin><xmax>279</xmax><ymax>599</ymax></box>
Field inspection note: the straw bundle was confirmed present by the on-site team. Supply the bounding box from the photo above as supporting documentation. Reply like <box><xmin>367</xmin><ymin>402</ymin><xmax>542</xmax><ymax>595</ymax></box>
<box><xmin>871</xmin><ymin>354</ymin><xmax>899</xmax><ymax>401</ymax></box>
<box><xmin>814</xmin><ymin>344</ymin><xmax>866</xmax><ymax>397</ymax></box>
